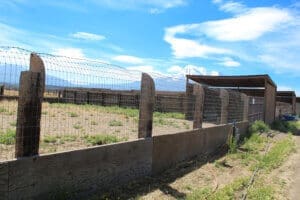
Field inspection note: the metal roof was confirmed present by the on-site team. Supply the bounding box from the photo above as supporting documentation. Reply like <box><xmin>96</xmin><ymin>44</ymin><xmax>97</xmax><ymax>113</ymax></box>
<box><xmin>186</xmin><ymin>74</ymin><xmax>276</xmax><ymax>88</ymax></box>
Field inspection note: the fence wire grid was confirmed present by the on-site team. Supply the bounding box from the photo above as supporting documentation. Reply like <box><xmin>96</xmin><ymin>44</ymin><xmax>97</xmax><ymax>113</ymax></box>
<box><xmin>1</xmin><ymin>46</ymin><xmax>255</xmax><ymax>161</ymax></box>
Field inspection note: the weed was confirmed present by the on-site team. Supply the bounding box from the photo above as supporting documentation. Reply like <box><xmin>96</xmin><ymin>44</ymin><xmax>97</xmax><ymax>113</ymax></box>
<box><xmin>42</xmin><ymin>111</ymin><xmax>48</xmax><ymax>115</ymax></box>
<box><xmin>9</xmin><ymin>121</ymin><xmax>16</xmax><ymax>127</ymax></box>
<box><xmin>43</xmin><ymin>135</ymin><xmax>57</xmax><ymax>144</ymax></box>
<box><xmin>109</xmin><ymin>120</ymin><xmax>123</xmax><ymax>126</ymax></box>
<box><xmin>257</xmin><ymin>134</ymin><xmax>295</xmax><ymax>171</ymax></box>
<box><xmin>0</xmin><ymin>107</ymin><xmax>7</xmax><ymax>113</ymax></box>
<box><xmin>228</xmin><ymin>136</ymin><xmax>238</xmax><ymax>154</ymax></box>
<box><xmin>187</xmin><ymin>177</ymin><xmax>249</xmax><ymax>200</ymax></box>
<box><xmin>73</xmin><ymin>123</ymin><xmax>82</xmax><ymax>129</ymax></box>
<box><xmin>83</xmin><ymin>134</ymin><xmax>120</xmax><ymax>145</ymax></box>
<box><xmin>249</xmin><ymin>120</ymin><xmax>270</xmax><ymax>134</ymax></box>
<box><xmin>271</xmin><ymin>120</ymin><xmax>300</xmax><ymax>134</ymax></box>
<box><xmin>0</xmin><ymin>129</ymin><xmax>16</xmax><ymax>145</ymax></box>
<box><xmin>69</xmin><ymin>112</ymin><xmax>79</xmax><ymax>117</ymax></box>
<box><xmin>247</xmin><ymin>178</ymin><xmax>274</xmax><ymax>200</ymax></box>
<box><xmin>91</xmin><ymin>121</ymin><xmax>98</xmax><ymax>126</ymax></box>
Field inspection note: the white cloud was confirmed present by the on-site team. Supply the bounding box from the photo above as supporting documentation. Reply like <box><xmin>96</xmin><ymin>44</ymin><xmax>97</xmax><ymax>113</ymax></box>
<box><xmin>219</xmin><ymin>1</ymin><xmax>247</xmax><ymax>13</ymax></box>
<box><xmin>71</xmin><ymin>32</ymin><xmax>105</xmax><ymax>41</ymax></box>
<box><xmin>113</xmin><ymin>55</ymin><xmax>144</xmax><ymax>64</ymax></box>
<box><xmin>219</xmin><ymin>57</ymin><xmax>240</xmax><ymax>67</ymax></box>
<box><xmin>164</xmin><ymin>25</ymin><xmax>230</xmax><ymax>58</ymax></box>
<box><xmin>52</xmin><ymin>48</ymin><xmax>85</xmax><ymax>59</ymax></box>
<box><xmin>210</xmin><ymin>71</ymin><xmax>220</xmax><ymax>76</ymax></box>
<box><xmin>167</xmin><ymin>64</ymin><xmax>219</xmax><ymax>77</ymax></box>
<box><xmin>202</xmin><ymin>7</ymin><xmax>292</xmax><ymax>41</ymax></box>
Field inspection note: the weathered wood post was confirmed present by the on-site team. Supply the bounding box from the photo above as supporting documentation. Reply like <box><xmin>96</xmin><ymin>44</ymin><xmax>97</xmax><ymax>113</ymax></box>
<box><xmin>15</xmin><ymin>53</ymin><xmax>45</xmax><ymax>158</ymax></box>
<box><xmin>0</xmin><ymin>85</ymin><xmax>4</xmax><ymax>96</ymax></box>
<box><xmin>138</xmin><ymin>73</ymin><xmax>155</xmax><ymax>138</ymax></box>
<box><xmin>219</xmin><ymin>89</ymin><xmax>229</xmax><ymax>124</ymax></box>
<box><xmin>241</xmin><ymin>93</ymin><xmax>249</xmax><ymax>121</ymax></box>
<box><xmin>193</xmin><ymin>84</ymin><xmax>205</xmax><ymax>129</ymax></box>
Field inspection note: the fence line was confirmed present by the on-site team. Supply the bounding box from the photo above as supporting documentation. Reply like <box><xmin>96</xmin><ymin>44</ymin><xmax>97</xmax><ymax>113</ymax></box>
<box><xmin>1</xmin><ymin>47</ymin><xmax>256</xmax><ymax>161</ymax></box>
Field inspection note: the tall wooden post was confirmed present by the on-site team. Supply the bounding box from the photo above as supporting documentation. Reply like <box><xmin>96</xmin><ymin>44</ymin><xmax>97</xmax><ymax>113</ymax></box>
<box><xmin>241</xmin><ymin>93</ymin><xmax>249</xmax><ymax>121</ymax></box>
<box><xmin>15</xmin><ymin>53</ymin><xmax>45</xmax><ymax>158</ymax></box>
<box><xmin>193</xmin><ymin>84</ymin><xmax>205</xmax><ymax>129</ymax></box>
<box><xmin>219</xmin><ymin>89</ymin><xmax>229</xmax><ymax>124</ymax></box>
<box><xmin>138</xmin><ymin>73</ymin><xmax>155</xmax><ymax>138</ymax></box>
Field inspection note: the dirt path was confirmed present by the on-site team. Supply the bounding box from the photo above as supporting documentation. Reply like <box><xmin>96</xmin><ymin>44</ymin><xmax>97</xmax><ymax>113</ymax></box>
<box><xmin>289</xmin><ymin>135</ymin><xmax>300</xmax><ymax>200</ymax></box>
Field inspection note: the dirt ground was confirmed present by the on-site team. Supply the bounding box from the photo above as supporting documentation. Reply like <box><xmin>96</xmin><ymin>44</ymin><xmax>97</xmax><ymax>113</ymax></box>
<box><xmin>90</xmin><ymin>132</ymin><xmax>296</xmax><ymax>200</ymax></box>
<box><xmin>0</xmin><ymin>100</ymin><xmax>216</xmax><ymax>161</ymax></box>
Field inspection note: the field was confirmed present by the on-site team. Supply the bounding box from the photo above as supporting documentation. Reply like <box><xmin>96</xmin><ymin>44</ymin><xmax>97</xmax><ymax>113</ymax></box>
<box><xmin>0</xmin><ymin>100</ymin><xmax>216</xmax><ymax>161</ymax></box>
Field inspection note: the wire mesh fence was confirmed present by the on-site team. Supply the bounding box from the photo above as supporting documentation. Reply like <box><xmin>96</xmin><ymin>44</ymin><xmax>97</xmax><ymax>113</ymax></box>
<box><xmin>0</xmin><ymin>46</ymin><xmax>265</xmax><ymax>161</ymax></box>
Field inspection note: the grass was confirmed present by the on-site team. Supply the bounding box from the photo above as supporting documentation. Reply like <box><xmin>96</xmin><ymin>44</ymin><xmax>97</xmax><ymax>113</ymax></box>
<box><xmin>43</xmin><ymin>135</ymin><xmax>57</xmax><ymax>144</ymax></box>
<box><xmin>0</xmin><ymin>107</ymin><xmax>8</xmax><ymax>113</ymax></box>
<box><xmin>186</xmin><ymin>177</ymin><xmax>249</xmax><ymax>200</ymax></box>
<box><xmin>69</xmin><ymin>112</ymin><xmax>79</xmax><ymax>117</ymax></box>
<box><xmin>50</xmin><ymin>103</ymin><xmax>185</xmax><ymax>120</ymax></box>
<box><xmin>271</xmin><ymin>120</ymin><xmax>300</xmax><ymax>134</ymax></box>
<box><xmin>249</xmin><ymin>120</ymin><xmax>270</xmax><ymax>134</ymax></box>
<box><xmin>0</xmin><ymin>129</ymin><xmax>16</xmax><ymax>145</ymax></box>
<box><xmin>73</xmin><ymin>123</ymin><xmax>82</xmax><ymax>129</ymax></box>
<box><xmin>257</xmin><ymin>134</ymin><xmax>295</xmax><ymax>171</ymax></box>
<box><xmin>83</xmin><ymin>134</ymin><xmax>121</xmax><ymax>146</ymax></box>
<box><xmin>109</xmin><ymin>120</ymin><xmax>123</xmax><ymax>126</ymax></box>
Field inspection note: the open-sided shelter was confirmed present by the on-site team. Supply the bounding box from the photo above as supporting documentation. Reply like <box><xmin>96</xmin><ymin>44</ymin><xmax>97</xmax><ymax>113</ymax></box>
<box><xmin>186</xmin><ymin>74</ymin><xmax>277</xmax><ymax>124</ymax></box>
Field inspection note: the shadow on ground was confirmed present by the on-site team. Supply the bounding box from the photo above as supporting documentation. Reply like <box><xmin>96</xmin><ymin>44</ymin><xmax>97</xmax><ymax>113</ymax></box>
<box><xmin>88</xmin><ymin>146</ymin><xmax>228</xmax><ymax>200</ymax></box>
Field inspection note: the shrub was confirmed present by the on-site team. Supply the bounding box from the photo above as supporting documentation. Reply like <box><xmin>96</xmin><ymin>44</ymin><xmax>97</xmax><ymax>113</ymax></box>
<box><xmin>83</xmin><ymin>135</ymin><xmax>120</xmax><ymax>146</ymax></box>
<box><xmin>271</xmin><ymin>120</ymin><xmax>299</xmax><ymax>134</ymax></box>
<box><xmin>43</xmin><ymin>135</ymin><xmax>57</xmax><ymax>144</ymax></box>
<box><xmin>0</xmin><ymin>129</ymin><xmax>16</xmax><ymax>145</ymax></box>
<box><xmin>109</xmin><ymin>120</ymin><xmax>123</xmax><ymax>126</ymax></box>
<box><xmin>69</xmin><ymin>112</ymin><xmax>79</xmax><ymax>117</ymax></box>
<box><xmin>249</xmin><ymin>120</ymin><xmax>270</xmax><ymax>134</ymax></box>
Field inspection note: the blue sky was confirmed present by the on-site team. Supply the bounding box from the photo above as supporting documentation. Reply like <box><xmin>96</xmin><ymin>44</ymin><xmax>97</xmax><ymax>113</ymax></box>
<box><xmin>0</xmin><ymin>0</ymin><xmax>299</xmax><ymax>95</ymax></box>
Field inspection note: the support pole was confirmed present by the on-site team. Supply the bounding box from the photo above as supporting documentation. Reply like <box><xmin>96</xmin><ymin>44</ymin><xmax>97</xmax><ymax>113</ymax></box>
<box><xmin>241</xmin><ymin>93</ymin><xmax>249</xmax><ymax>121</ymax></box>
<box><xmin>15</xmin><ymin>53</ymin><xmax>45</xmax><ymax>158</ymax></box>
<box><xmin>193</xmin><ymin>84</ymin><xmax>205</xmax><ymax>129</ymax></box>
<box><xmin>219</xmin><ymin>89</ymin><xmax>229</xmax><ymax>124</ymax></box>
<box><xmin>138</xmin><ymin>73</ymin><xmax>155</xmax><ymax>138</ymax></box>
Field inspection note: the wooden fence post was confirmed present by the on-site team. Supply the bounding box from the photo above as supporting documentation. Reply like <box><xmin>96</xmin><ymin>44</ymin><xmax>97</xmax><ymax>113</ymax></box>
<box><xmin>15</xmin><ymin>53</ymin><xmax>45</xmax><ymax>158</ymax></box>
<box><xmin>138</xmin><ymin>73</ymin><xmax>155</xmax><ymax>138</ymax></box>
<box><xmin>241</xmin><ymin>93</ymin><xmax>249</xmax><ymax>121</ymax></box>
<box><xmin>193</xmin><ymin>84</ymin><xmax>205</xmax><ymax>129</ymax></box>
<box><xmin>219</xmin><ymin>89</ymin><xmax>229</xmax><ymax>124</ymax></box>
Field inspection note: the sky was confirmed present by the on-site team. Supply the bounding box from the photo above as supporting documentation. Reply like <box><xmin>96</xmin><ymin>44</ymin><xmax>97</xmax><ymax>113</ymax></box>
<box><xmin>0</xmin><ymin>0</ymin><xmax>299</xmax><ymax>95</ymax></box>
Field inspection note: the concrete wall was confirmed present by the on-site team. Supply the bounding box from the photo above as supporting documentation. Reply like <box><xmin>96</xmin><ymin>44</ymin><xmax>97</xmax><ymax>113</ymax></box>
<box><xmin>0</xmin><ymin>122</ymin><xmax>250</xmax><ymax>199</ymax></box>
<box><xmin>0</xmin><ymin>139</ymin><xmax>153</xmax><ymax>199</ymax></box>
<box><xmin>297</xmin><ymin>103</ymin><xmax>300</xmax><ymax>116</ymax></box>
<box><xmin>152</xmin><ymin>124</ymin><xmax>232</xmax><ymax>174</ymax></box>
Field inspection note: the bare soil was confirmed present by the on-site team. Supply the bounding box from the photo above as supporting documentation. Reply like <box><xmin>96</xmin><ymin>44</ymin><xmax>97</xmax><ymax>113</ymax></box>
<box><xmin>0</xmin><ymin>100</ymin><xmax>216</xmax><ymax>161</ymax></box>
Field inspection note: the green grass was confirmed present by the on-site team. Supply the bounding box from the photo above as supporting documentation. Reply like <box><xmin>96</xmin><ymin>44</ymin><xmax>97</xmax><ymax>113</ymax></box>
<box><xmin>50</xmin><ymin>103</ymin><xmax>185</xmax><ymax>120</ymax></box>
<box><xmin>271</xmin><ymin>120</ymin><xmax>300</xmax><ymax>134</ymax></box>
<box><xmin>257</xmin><ymin>134</ymin><xmax>295</xmax><ymax>171</ymax></box>
<box><xmin>83</xmin><ymin>134</ymin><xmax>121</xmax><ymax>146</ymax></box>
<box><xmin>109</xmin><ymin>120</ymin><xmax>123</xmax><ymax>126</ymax></box>
<box><xmin>247</xmin><ymin>178</ymin><xmax>274</xmax><ymax>200</ymax></box>
<box><xmin>249</xmin><ymin>120</ymin><xmax>270</xmax><ymax>134</ymax></box>
<box><xmin>187</xmin><ymin>177</ymin><xmax>249</xmax><ymax>200</ymax></box>
<box><xmin>69</xmin><ymin>112</ymin><xmax>79</xmax><ymax>117</ymax></box>
<box><xmin>43</xmin><ymin>135</ymin><xmax>57</xmax><ymax>144</ymax></box>
<box><xmin>73</xmin><ymin>124</ymin><xmax>82</xmax><ymax>129</ymax></box>
<box><xmin>0</xmin><ymin>129</ymin><xmax>16</xmax><ymax>145</ymax></box>
<box><xmin>0</xmin><ymin>107</ymin><xmax>8</xmax><ymax>113</ymax></box>
<box><xmin>9</xmin><ymin>121</ymin><xmax>16</xmax><ymax>127</ymax></box>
